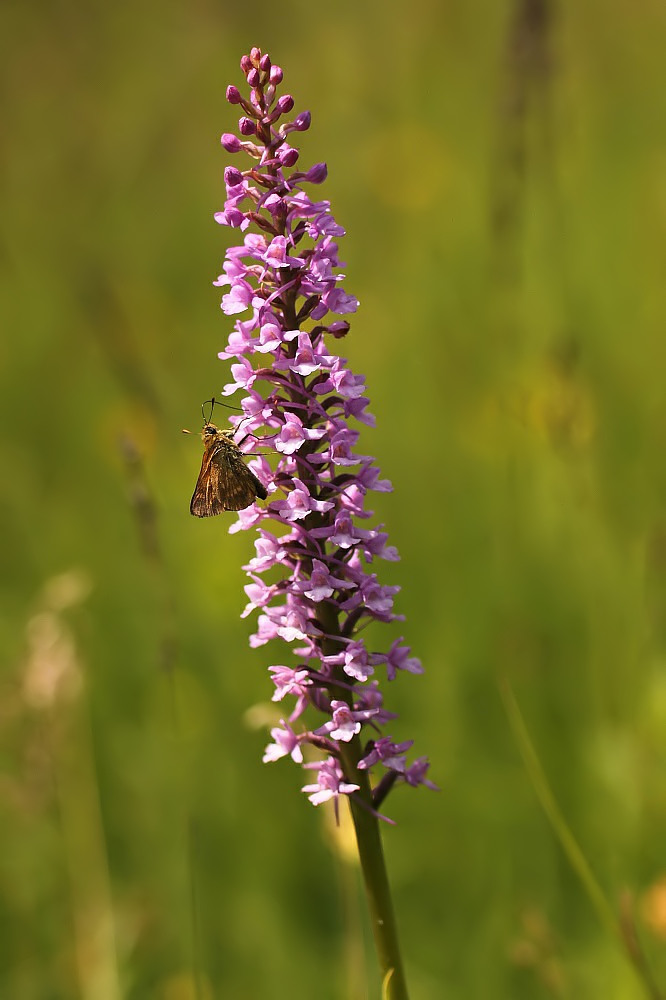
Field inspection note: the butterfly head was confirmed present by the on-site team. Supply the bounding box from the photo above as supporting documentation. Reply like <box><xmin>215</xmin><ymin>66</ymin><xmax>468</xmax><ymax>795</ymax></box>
<box><xmin>201</xmin><ymin>422</ymin><xmax>222</xmax><ymax>441</ymax></box>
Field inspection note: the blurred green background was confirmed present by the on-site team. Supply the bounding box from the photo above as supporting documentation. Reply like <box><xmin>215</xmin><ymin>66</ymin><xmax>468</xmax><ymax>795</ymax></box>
<box><xmin>2</xmin><ymin>1</ymin><xmax>666</xmax><ymax>997</ymax></box>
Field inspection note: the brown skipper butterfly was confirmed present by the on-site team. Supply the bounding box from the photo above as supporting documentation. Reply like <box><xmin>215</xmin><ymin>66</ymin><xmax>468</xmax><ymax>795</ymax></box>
<box><xmin>188</xmin><ymin>401</ymin><xmax>268</xmax><ymax>517</ymax></box>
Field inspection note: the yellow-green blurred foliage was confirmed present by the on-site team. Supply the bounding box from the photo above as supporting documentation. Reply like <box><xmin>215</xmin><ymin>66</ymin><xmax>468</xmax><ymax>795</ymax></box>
<box><xmin>2</xmin><ymin>1</ymin><xmax>666</xmax><ymax>997</ymax></box>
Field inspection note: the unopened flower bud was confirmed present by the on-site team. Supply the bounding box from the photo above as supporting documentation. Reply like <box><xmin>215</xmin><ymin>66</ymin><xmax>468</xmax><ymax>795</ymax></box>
<box><xmin>292</xmin><ymin>110</ymin><xmax>311</xmax><ymax>132</ymax></box>
<box><xmin>224</xmin><ymin>165</ymin><xmax>243</xmax><ymax>187</ymax></box>
<box><xmin>220</xmin><ymin>132</ymin><xmax>242</xmax><ymax>152</ymax></box>
<box><xmin>276</xmin><ymin>94</ymin><xmax>294</xmax><ymax>114</ymax></box>
<box><xmin>305</xmin><ymin>162</ymin><xmax>327</xmax><ymax>184</ymax></box>
<box><xmin>277</xmin><ymin>146</ymin><xmax>299</xmax><ymax>167</ymax></box>
<box><xmin>239</xmin><ymin>117</ymin><xmax>256</xmax><ymax>136</ymax></box>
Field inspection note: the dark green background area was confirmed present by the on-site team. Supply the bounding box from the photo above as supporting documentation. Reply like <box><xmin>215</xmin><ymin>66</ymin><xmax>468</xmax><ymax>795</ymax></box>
<box><xmin>2</xmin><ymin>1</ymin><xmax>666</xmax><ymax>997</ymax></box>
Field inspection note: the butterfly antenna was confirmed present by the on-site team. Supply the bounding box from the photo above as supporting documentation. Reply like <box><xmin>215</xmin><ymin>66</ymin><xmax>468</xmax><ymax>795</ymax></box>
<box><xmin>201</xmin><ymin>397</ymin><xmax>245</xmax><ymax>423</ymax></box>
<box><xmin>201</xmin><ymin>398</ymin><xmax>214</xmax><ymax>424</ymax></box>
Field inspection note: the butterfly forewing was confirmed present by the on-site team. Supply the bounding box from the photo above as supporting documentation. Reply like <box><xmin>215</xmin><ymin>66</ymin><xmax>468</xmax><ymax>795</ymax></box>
<box><xmin>190</xmin><ymin>424</ymin><xmax>267</xmax><ymax>517</ymax></box>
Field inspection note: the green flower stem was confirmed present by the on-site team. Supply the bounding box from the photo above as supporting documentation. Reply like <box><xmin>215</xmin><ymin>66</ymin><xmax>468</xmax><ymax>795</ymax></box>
<box><xmin>317</xmin><ymin>600</ymin><xmax>409</xmax><ymax>998</ymax></box>
<box><xmin>339</xmin><ymin>737</ymin><xmax>410</xmax><ymax>1000</ymax></box>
